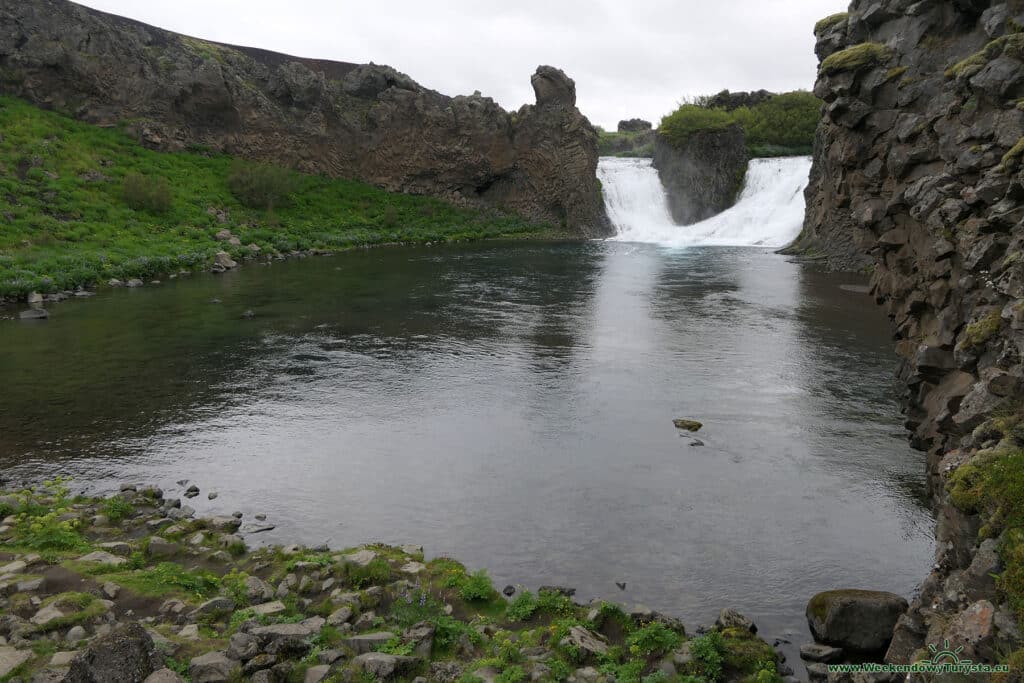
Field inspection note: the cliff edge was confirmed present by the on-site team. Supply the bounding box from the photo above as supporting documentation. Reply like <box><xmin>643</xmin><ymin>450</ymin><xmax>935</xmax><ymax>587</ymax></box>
<box><xmin>0</xmin><ymin>0</ymin><xmax>610</xmax><ymax>236</ymax></box>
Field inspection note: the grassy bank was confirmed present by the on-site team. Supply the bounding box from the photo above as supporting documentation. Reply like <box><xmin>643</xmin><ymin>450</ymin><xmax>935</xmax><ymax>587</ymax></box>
<box><xmin>0</xmin><ymin>480</ymin><xmax>782</xmax><ymax>682</ymax></box>
<box><xmin>596</xmin><ymin>130</ymin><xmax>654</xmax><ymax>158</ymax></box>
<box><xmin>658</xmin><ymin>92</ymin><xmax>820</xmax><ymax>157</ymax></box>
<box><xmin>0</xmin><ymin>96</ymin><xmax>553</xmax><ymax>299</ymax></box>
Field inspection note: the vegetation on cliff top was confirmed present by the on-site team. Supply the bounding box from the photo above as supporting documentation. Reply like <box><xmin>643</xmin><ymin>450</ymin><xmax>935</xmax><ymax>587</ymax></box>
<box><xmin>813</xmin><ymin>12</ymin><xmax>848</xmax><ymax>35</ymax></box>
<box><xmin>0</xmin><ymin>480</ymin><xmax>784</xmax><ymax>682</ymax></box>
<box><xmin>0</xmin><ymin>96</ymin><xmax>551</xmax><ymax>298</ymax></box>
<box><xmin>658</xmin><ymin>91</ymin><xmax>821</xmax><ymax>157</ymax></box>
<box><xmin>596</xmin><ymin>129</ymin><xmax>655</xmax><ymax>158</ymax></box>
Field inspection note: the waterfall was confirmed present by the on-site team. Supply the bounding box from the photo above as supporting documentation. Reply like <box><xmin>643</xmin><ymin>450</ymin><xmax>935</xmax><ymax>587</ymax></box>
<box><xmin>597</xmin><ymin>156</ymin><xmax>812</xmax><ymax>248</ymax></box>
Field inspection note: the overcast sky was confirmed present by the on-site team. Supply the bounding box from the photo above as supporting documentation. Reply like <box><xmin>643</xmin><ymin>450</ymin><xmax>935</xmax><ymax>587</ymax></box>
<box><xmin>74</xmin><ymin>0</ymin><xmax>847</xmax><ymax>130</ymax></box>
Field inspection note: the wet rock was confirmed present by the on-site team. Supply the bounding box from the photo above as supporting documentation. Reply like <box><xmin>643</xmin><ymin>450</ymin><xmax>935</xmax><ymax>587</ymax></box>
<box><xmin>672</xmin><ymin>419</ymin><xmax>703</xmax><ymax>432</ymax></box>
<box><xmin>715</xmin><ymin>608</ymin><xmax>756</xmax><ymax>633</ymax></box>
<box><xmin>806</xmin><ymin>589</ymin><xmax>907</xmax><ymax>653</ymax></box>
<box><xmin>19</xmin><ymin>308</ymin><xmax>48</xmax><ymax>320</ymax></box>
<box><xmin>126</xmin><ymin>279</ymin><xmax>144</xmax><ymax>288</ymax></box>
<box><xmin>799</xmin><ymin>643</ymin><xmax>843</xmax><ymax>662</ymax></box>
<box><xmin>539</xmin><ymin>585</ymin><xmax>576</xmax><ymax>597</ymax></box>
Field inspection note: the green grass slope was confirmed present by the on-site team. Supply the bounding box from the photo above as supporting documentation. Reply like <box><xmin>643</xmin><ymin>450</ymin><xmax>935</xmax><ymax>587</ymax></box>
<box><xmin>0</xmin><ymin>96</ymin><xmax>550</xmax><ymax>298</ymax></box>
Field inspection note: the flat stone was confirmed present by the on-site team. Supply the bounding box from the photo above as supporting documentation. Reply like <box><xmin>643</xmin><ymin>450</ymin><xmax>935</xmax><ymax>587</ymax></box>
<box><xmin>16</xmin><ymin>577</ymin><xmax>43</xmax><ymax>593</ymax></box>
<box><xmin>401</xmin><ymin>561</ymin><xmax>427</xmax><ymax>574</ymax></box>
<box><xmin>178</xmin><ymin>624</ymin><xmax>200</xmax><ymax>640</ymax></box>
<box><xmin>0</xmin><ymin>561</ymin><xmax>27</xmax><ymax>574</ymax></box>
<box><xmin>0</xmin><ymin>646</ymin><xmax>32</xmax><ymax>677</ymax></box>
<box><xmin>147</xmin><ymin>537</ymin><xmax>179</xmax><ymax>558</ymax></box>
<box><xmin>205</xmin><ymin>516</ymin><xmax>242</xmax><ymax>533</ymax></box>
<box><xmin>251</xmin><ymin>600</ymin><xmax>287</xmax><ymax>616</ymax></box>
<box><xmin>799</xmin><ymin>643</ymin><xmax>843</xmax><ymax>662</ymax></box>
<box><xmin>672</xmin><ymin>418</ymin><xmax>702</xmax><ymax>432</ymax></box>
<box><xmin>327</xmin><ymin>606</ymin><xmax>354</xmax><ymax>626</ymax></box>
<box><xmin>98</xmin><ymin>542</ymin><xmax>132</xmax><ymax>556</ymax></box>
<box><xmin>251</xmin><ymin>617</ymin><xmax>325</xmax><ymax>641</ymax></box>
<box><xmin>305</xmin><ymin>664</ymin><xmax>331</xmax><ymax>683</ymax></box>
<box><xmin>343</xmin><ymin>549</ymin><xmax>378</xmax><ymax>567</ymax></box>
<box><xmin>351</xmin><ymin>652</ymin><xmax>419</xmax><ymax>679</ymax></box>
<box><xmin>559</xmin><ymin>626</ymin><xmax>608</xmax><ymax>660</ymax></box>
<box><xmin>49</xmin><ymin>651</ymin><xmax>78</xmax><ymax>667</ymax></box>
<box><xmin>189</xmin><ymin>650</ymin><xmax>235</xmax><ymax>683</ymax></box>
<box><xmin>343</xmin><ymin>632</ymin><xmax>397</xmax><ymax>654</ymax></box>
<box><xmin>31</xmin><ymin>604</ymin><xmax>66</xmax><ymax>626</ymax></box>
<box><xmin>187</xmin><ymin>597</ymin><xmax>235</xmax><ymax>620</ymax></box>
<box><xmin>145</xmin><ymin>669</ymin><xmax>187</xmax><ymax>683</ymax></box>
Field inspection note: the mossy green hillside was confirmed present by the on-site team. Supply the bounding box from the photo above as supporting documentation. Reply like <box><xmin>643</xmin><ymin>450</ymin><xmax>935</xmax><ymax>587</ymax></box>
<box><xmin>0</xmin><ymin>96</ymin><xmax>552</xmax><ymax>298</ymax></box>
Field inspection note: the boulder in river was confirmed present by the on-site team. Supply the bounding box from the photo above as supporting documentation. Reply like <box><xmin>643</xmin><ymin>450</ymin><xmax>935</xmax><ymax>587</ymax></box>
<box><xmin>673</xmin><ymin>418</ymin><xmax>703</xmax><ymax>432</ymax></box>
<box><xmin>18</xmin><ymin>308</ymin><xmax>48</xmax><ymax>320</ymax></box>
<box><xmin>806</xmin><ymin>589</ymin><xmax>907</xmax><ymax>653</ymax></box>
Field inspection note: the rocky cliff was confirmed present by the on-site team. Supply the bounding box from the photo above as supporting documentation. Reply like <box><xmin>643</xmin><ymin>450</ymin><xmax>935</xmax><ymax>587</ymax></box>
<box><xmin>797</xmin><ymin>0</ymin><xmax>1024</xmax><ymax>670</ymax></box>
<box><xmin>0</xmin><ymin>0</ymin><xmax>610</xmax><ymax>236</ymax></box>
<box><xmin>652</xmin><ymin>127</ymin><xmax>748</xmax><ymax>225</ymax></box>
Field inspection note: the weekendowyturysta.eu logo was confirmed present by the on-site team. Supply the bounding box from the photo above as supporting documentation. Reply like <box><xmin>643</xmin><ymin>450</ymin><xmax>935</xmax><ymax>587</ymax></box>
<box><xmin>826</xmin><ymin>640</ymin><xmax>1010</xmax><ymax>675</ymax></box>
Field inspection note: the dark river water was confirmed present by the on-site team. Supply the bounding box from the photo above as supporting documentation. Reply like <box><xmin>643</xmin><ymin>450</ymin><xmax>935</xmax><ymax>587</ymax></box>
<box><xmin>0</xmin><ymin>240</ymin><xmax>933</xmax><ymax>654</ymax></box>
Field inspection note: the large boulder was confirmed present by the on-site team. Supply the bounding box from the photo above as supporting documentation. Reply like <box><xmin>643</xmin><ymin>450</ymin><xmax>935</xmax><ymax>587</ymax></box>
<box><xmin>65</xmin><ymin>622</ymin><xmax>163</xmax><ymax>682</ymax></box>
<box><xmin>530</xmin><ymin>66</ymin><xmax>576</xmax><ymax>108</ymax></box>
<box><xmin>806</xmin><ymin>590</ymin><xmax>907</xmax><ymax>653</ymax></box>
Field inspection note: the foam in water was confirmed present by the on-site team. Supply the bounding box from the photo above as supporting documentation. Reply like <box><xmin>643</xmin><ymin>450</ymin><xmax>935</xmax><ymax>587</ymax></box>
<box><xmin>598</xmin><ymin>156</ymin><xmax>812</xmax><ymax>248</ymax></box>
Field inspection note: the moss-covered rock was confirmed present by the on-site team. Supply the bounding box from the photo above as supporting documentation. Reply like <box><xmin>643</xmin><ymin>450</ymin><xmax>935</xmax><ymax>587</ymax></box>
<box><xmin>820</xmin><ymin>43</ymin><xmax>893</xmax><ymax>76</ymax></box>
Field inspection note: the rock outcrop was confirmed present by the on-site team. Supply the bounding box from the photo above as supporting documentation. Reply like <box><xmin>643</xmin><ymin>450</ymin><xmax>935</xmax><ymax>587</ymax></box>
<box><xmin>652</xmin><ymin>127</ymin><xmax>748</xmax><ymax>225</ymax></box>
<box><xmin>0</xmin><ymin>0</ymin><xmax>610</xmax><ymax>236</ymax></box>
<box><xmin>617</xmin><ymin>118</ymin><xmax>652</xmax><ymax>132</ymax></box>
<box><xmin>795</xmin><ymin>0</ymin><xmax>1024</xmax><ymax>667</ymax></box>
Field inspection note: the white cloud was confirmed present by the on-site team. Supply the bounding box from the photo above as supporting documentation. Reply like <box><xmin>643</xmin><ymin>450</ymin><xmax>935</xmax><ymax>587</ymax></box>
<box><xmin>73</xmin><ymin>0</ymin><xmax>847</xmax><ymax>129</ymax></box>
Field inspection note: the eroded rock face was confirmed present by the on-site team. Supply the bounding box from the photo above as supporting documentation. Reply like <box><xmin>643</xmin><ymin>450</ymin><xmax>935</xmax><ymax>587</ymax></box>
<box><xmin>0</xmin><ymin>0</ymin><xmax>609</xmax><ymax>236</ymax></box>
<box><xmin>793</xmin><ymin>0</ymin><xmax>1024</xmax><ymax>667</ymax></box>
<box><xmin>652</xmin><ymin>127</ymin><xmax>748</xmax><ymax>225</ymax></box>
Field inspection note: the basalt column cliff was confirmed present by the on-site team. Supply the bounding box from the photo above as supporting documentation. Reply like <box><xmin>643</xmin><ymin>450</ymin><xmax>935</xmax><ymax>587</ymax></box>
<box><xmin>794</xmin><ymin>0</ymin><xmax>1024</xmax><ymax>667</ymax></box>
<box><xmin>0</xmin><ymin>0</ymin><xmax>610</xmax><ymax>236</ymax></box>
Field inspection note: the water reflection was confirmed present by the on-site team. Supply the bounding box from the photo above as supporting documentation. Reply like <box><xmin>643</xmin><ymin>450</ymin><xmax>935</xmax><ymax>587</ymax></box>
<box><xmin>0</xmin><ymin>241</ymin><xmax>931</xmax><ymax>649</ymax></box>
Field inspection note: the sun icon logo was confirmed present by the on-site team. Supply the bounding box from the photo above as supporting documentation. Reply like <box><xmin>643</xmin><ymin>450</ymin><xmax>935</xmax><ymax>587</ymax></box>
<box><xmin>928</xmin><ymin>639</ymin><xmax>972</xmax><ymax>665</ymax></box>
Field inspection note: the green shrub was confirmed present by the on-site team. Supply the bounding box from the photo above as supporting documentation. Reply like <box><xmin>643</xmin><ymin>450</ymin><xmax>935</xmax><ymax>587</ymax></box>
<box><xmin>345</xmin><ymin>558</ymin><xmax>391</xmax><ymax>588</ymax></box>
<box><xmin>100</xmin><ymin>495</ymin><xmax>133</xmax><ymax>523</ymax></box>
<box><xmin>689</xmin><ymin>631</ymin><xmax>725</xmax><ymax>682</ymax></box>
<box><xmin>506</xmin><ymin>590</ymin><xmax>539</xmax><ymax>622</ymax></box>
<box><xmin>458</xmin><ymin>569</ymin><xmax>496</xmax><ymax>602</ymax></box>
<box><xmin>123</xmin><ymin>172</ymin><xmax>172</xmax><ymax>213</ymax></box>
<box><xmin>626</xmin><ymin>622</ymin><xmax>681</xmax><ymax>657</ymax></box>
<box><xmin>227</xmin><ymin>161</ymin><xmax>297</xmax><ymax>210</ymax></box>
<box><xmin>659</xmin><ymin>91</ymin><xmax>819</xmax><ymax>156</ymax></box>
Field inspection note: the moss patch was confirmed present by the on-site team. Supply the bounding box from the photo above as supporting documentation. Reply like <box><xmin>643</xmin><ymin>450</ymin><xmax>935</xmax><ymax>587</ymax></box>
<box><xmin>814</xmin><ymin>12</ymin><xmax>848</xmax><ymax>35</ymax></box>
<box><xmin>820</xmin><ymin>43</ymin><xmax>892</xmax><ymax>76</ymax></box>
<box><xmin>946</xmin><ymin>32</ymin><xmax>1024</xmax><ymax>79</ymax></box>
<box><xmin>1002</xmin><ymin>137</ymin><xmax>1024</xmax><ymax>170</ymax></box>
<box><xmin>960</xmin><ymin>309</ymin><xmax>1003</xmax><ymax>350</ymax></box>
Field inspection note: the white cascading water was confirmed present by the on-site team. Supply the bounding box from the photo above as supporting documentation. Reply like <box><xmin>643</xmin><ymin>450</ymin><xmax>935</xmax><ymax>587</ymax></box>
<box><xmin>597</xmin><ymin>155</ymin><xmax>812</xmax><ymax>248</ymax></box>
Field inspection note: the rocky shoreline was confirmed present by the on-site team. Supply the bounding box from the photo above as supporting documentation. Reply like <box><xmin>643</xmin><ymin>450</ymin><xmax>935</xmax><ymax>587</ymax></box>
<box><xmin>0</xmin><ymin>480</ymin><xmax>789</xmax><ymax>683</ymax></box>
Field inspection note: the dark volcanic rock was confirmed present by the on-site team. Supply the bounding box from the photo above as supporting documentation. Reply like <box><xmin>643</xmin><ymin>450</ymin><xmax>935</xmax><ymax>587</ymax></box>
<box><xmin>0</xmin><ymin>1</ymin><xmax>609</xmax><ymax>236</ymax></box>
<box><xmin>807</xmin><ymin>590</ymin><xmax>907</xmax><ymax>654</ymax></box>
<box><xmin>66</xmin><ymin>622</ymin><xmax>162</xmax><ymax>682</ymax></box>
<box><xmin>617</xmin><ymin>118</ymin><xmax>652</xmax><ymax>132</ymax></box>
<box><xmin>652</xmin><ymin>126</ymin><xmax>748</xmax><ymax>225</ymax></box>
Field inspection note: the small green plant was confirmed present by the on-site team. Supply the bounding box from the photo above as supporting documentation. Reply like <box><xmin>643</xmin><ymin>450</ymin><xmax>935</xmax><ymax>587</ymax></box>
<box><xmin>345</xmin><ymin>558</ymin><xmax>391</xmax><ymax>588</ymax></box>
<box><xmin>626</xmin><ymin>622</ymin><xmax>682</xmax><ymax>657</ymax></box>
<box><xmin>100</xmin><ymin>495</ymin><xmax>134</xmax><ymax>523</ymax></box>
<box><xmin>814</xmin><ymin>12</ymin><xmax>848</xmax><ymax>34</ymax></box>
<box><xmin>377</xmin><ymin>636</ymin><xmax>415</xmax><ymax>656</ymax></box>
<box><xmin>227</xmin><ymin>161</ymin><xmax>297</xmax><ymax>210</ymax></box>
<box><xmin>506</xmin><ymin>590</ymin><xmax>539</xmax><ymax>621</ymax></box>
<box><xmin>458</xmin><ymin>569</ymin><xmax>495</xmax><ymax>602</ymax></box>
<box><xmin>123</xmin><ymin>172</ymin><xmax>172</xmax><ymax>213</ymax></box>
<box><xmin>689</xmin><ymin>631</ymin><xmax>725</xmax><ymax>682</ymax></box>
<box><xmin>495</xmin><ymin>666</ymin><xmax>527</xmax><ymax>683</ymax></box>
